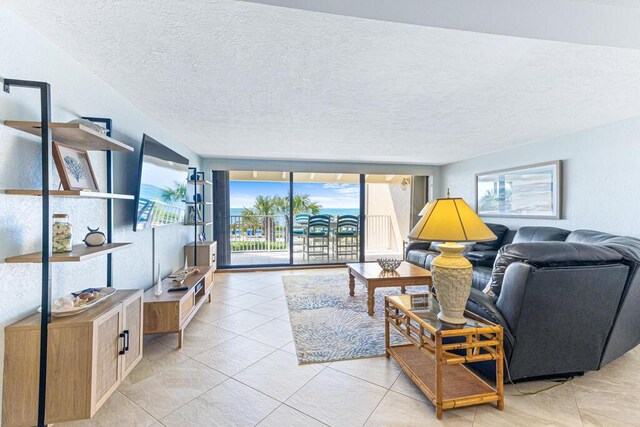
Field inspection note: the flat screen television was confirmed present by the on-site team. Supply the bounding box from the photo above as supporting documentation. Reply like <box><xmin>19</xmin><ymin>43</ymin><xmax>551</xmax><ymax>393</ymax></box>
<box><xmin>133</xmin><ymin>134</ymin><xmax>189</xmax><ymax>231</ymax></box>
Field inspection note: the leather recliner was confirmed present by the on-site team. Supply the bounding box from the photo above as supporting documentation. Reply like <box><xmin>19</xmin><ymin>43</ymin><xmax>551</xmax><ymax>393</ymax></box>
<box><xmin>405</xmin><ymin>225</ymin><xmax>640</xmax><ymax>380</ymax></box>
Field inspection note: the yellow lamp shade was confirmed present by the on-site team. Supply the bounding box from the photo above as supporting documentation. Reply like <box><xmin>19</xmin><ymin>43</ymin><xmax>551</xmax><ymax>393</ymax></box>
<box><xmin>409</xmin><ymin>197</ymin><xmax>497</xmax><ymax>243</ymax></box>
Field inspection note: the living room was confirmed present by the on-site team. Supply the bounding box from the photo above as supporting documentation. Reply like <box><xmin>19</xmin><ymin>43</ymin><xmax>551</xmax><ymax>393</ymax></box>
<box><xmin>1</xmin><ymin>1</ymin><xmax>639</xmax><ymax>426</ymax></box>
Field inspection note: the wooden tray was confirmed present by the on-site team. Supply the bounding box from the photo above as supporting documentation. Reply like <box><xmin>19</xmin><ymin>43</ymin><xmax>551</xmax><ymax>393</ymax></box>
<box><xmin>39</xmin><ymin>287</ymin><xmax>116</xmax><ymax>317</ymax></box>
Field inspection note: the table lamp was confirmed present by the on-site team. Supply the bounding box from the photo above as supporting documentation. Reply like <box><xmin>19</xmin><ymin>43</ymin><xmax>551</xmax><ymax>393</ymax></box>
<box><xmin>408</xmin><ymin>192</ymin><xmax>497</xmax><ymax>325</ymax></box>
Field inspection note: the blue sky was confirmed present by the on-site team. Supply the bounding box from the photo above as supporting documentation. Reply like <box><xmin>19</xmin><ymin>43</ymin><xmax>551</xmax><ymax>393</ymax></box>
<box><xmin>230</xmin><ymin>181</ymin><xmax>359</xmax><ymax>209</ymax></box>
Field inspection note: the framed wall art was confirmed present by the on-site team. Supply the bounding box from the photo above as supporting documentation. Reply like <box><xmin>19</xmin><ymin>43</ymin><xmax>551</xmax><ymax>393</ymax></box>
<box><xmin>52</xmin><ymin>141</ymin><xmax>100</xmax><ymax>192</ymax></box>
<box><xmin>476</xmin><ymin>161</ymin><xmax>562</xmax><ymax>219</ymax></box>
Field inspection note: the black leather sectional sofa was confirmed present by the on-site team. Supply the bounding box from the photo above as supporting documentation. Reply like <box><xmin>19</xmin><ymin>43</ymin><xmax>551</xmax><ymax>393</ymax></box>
<box><xmin>405</xmin><ymin>225</ymin><xmax>640</xmax><ymax>381</ymax></box>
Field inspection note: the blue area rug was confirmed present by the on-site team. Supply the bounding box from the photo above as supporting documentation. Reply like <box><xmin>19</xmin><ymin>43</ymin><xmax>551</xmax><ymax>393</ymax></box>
<box><xmin>283</xmin><ymin>273</ymin><xmax>429</xmax><ymax>364</ymax></box>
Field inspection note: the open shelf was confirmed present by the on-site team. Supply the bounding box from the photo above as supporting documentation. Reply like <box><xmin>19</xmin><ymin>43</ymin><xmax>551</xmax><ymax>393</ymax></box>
<box><xmin>187</xmin><ymin>179</ymin><xmax>212</xmax><ymax>186</ymax></box>
<box><xmin>3</xmin><ymin>121</ymin><xmax>134</xmax><ymax>152</ymax></box>
<box><xmin>5</xmin><ymin>243</ymin><xmax>132</xmax><ymax>264</ymax></box>
<box><xmin>4</xmin><ymin>189</ymin><xmax>134</xmax><ymax>200</ymax></box>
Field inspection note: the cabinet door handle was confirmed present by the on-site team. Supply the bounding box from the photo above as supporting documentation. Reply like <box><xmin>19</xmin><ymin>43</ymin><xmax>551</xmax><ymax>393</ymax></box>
<box><xmin>119</xmin><ymin>333</ymin><xmax>126</xmax><ymax>355</ymax></box>
<box><xmin>124</xmin><ymin>330</ymin><xmax>130</xmax><ymax>351</ymax></box>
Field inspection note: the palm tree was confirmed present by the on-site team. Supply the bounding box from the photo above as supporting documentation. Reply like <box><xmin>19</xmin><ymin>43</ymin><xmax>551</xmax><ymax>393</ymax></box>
<box><xmin>241</xmin><ymin>195</ymin><xmax>281</xmax><ymax>241</ymax></box>
<box><xmin>274</xmin><ymin>193</ymin><xmax>321</xmax><ymax>215</ymax></box>
<box><xmin>160</xmin><ymin>182</ymin><xmax>186</xmax><ymax>203</ymax></box>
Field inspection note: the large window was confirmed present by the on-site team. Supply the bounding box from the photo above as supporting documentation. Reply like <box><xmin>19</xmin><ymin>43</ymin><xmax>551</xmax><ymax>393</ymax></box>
<box><xmin>213</xmin><ymin>170</ymin><xmax>419</xmax><ymax>268</ymax></box>
<box><xmin>292</xmin><ymin>173</ymin><xmax>361</xmax><ymax>265</ymax></box>
<box><xmin>228</xmin><ymin>171</ymin><xmax>290</xmax><ymax>266</ymax></box>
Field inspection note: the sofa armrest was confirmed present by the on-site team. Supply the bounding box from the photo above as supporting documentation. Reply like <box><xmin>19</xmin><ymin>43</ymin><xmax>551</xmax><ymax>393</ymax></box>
<box><xmin>466</xmin><ymin>288</ymin><xmax>514</xmax><ymax>348</ymax></box>
<box><xmin>467</xmin><ymin>250</ymin><xmax>498</xmax><ymax>261</ymax></box>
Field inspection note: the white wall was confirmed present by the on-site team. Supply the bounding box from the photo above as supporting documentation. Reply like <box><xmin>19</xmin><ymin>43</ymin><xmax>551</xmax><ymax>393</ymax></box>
<box><xmin>439</xmin><ymin>116</ymin><xmax>640</xmax><ymax>237</ymax></box>
<box><xmin>0</xmin><ymin>6</ymin><xmax>201</xmax><ymax>415</ymax></box>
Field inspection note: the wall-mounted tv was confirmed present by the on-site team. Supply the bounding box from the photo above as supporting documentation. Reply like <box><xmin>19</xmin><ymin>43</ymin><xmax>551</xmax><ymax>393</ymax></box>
<box><xmin>133</xmin><ymin>134</ymin><xmax>189</xmax><ymax>231</ymax></box>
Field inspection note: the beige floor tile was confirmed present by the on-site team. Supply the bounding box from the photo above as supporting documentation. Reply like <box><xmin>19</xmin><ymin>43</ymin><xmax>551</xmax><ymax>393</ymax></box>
<box><xmin>234</xmin><ymin>350</ymin><xmax>325</xmax><ymax>401</ymax></box>
<box><xmin>193</xmin><ymin>335</ymin><xmax>277</xmax><ymax>376</ymax></box>
<box><xmin>153</xmin><ymin>319</ymin><xmax>237</xmax><ymax>357</ymax></box>
<box><xmin>194</xmin><ymin>301</ymin><xmax>243</xmax><ymax>323</ymax></box>
<box><xmin>251</xmin><ymin>284</ymin><xmax>286</xmax><ymax>298</ymax></box>
<box><xmin>247</xmin><ymin>297</ymin><xmax>290</xmax><ymax>317</ymax></box>
<box><xmin>329</xmin><ymin>356</ymin><xmax>402</xmax><ymax>388</ymax></box>
<box><xmin>580</xmin><ymin>408</ymin><xmax>639</xmax><ymax>426</ymax></box>
<box><xmin>280</xmin><ymin>340</ymin><xmax>297</xmax><ymax>355</ymax></box>
<box><xmin>119</xmin><ymin>358</ymin><xmax>227</xmax><ymax>419</ymax></box>
<box><xmin>573</xmin><ymin>351</ymin><xmax>640</xmax><ymax>425</ymax></box>
<box><xmin>57</xmin><ymin>391</ymin><xmax>156</xmax><ymax>427</ymax></box>
<box><xmin>211</xmin><ymin>309</ymin><xmax>274</xmax><ymax>334</ymax></box>
<box><xmin>243</xmin><ymin>318</ymin><xmax>294</xmax><ymax>347</ymax></box>
<box><xmin>161</xmin><ymin>379</ymin><xmax>279</xmax><ymax>427</ymax></box>
<box><xmin>257</xmin><ymin>404</ymin><xmax>327</xmax><ymax>426</ymax></box>
<box><xmin>286</xmin><ymin>368</ymin><xmax>387</xmax><ymax>426</ymax></box>
<box><xmin>223</xmin><ymin>292</ymin><xmax>273</xmax><ymax>309</ymax></box>
<box><xmin>215</xmin><ymin>274</ymin><xmax>250</xmax><ymax>286</ymax></box>
<box><xmin>221</xmin><ymin>280</ymin><xmax>274</xmax><ymax>293</ymax></box>
<box><xmin>119</xmin><ymin>340</ymin><xmax>189</xmax><ymax>393</ymax></box>
<box><xmin>365</xmin><ymin>390</ymin><xmax>473</xmax><ymax>427</ymax></box>
<box><xmin>390</xmin><ymin>371</ymin><xmax>428</xmax><ymax>403</ymax></box>
<box><xmin>209</xmin><ymin>285</ymin><xmax>246</xmax><ymax>300</ymax></box>
<box><xmin>475</xmin><ymin>381</ymin><xmax>581</xmax><ymax>427</ymax></box>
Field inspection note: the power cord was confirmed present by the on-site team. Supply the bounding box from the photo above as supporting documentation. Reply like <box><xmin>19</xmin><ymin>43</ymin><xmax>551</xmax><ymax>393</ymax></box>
<box><xmin>504</xmin><ymin>357</ymin><xmax>573</xmax><ymax>396</ymax></box>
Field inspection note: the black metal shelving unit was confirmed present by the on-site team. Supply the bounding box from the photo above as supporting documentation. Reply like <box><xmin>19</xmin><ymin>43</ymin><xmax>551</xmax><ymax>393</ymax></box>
<box><xmin>186</xmin><ymin>167</ymin><xmax>212</xmax><ymax>265</ymax></box>
<box><xmin>3</xmin><ymin>79</ymin><xmax>132</xmax><ymax>426</ymax></box>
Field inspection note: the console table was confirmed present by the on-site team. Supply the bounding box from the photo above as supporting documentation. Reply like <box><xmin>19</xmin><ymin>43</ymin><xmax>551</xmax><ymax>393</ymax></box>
<box><xmin>143</xmin><ymin>266</ymin><xmax>214</xmax><ymax>347</ymax></box>
<box><xmin>385</xmin><ymin>293</ymin><xmax>504</xmax><ymax>419</ymax></box>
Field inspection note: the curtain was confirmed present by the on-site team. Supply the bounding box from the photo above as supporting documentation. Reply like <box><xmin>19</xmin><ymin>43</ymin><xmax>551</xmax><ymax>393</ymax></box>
<box><xmin>212</xmin><ymin>170</ymin><xmax>231</xmax><ymax>267</ymax></box>
<box><xmin>410</xmin><ymin>175</ymin><xmax>429</xmax><ymax>230</ymax></box>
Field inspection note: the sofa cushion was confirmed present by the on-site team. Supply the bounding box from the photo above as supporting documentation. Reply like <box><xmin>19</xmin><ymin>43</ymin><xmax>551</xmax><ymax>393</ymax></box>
<box><xmin>488</xmin><ymin>242</ymin><xmax>623</xmax><ymax>297</ymax></box>
<box><xmin>473</xmin><ymin>223</ymin><xmax>508</xmax><ymax>251</ymax></box>
<box><xmin>512</xmin><ymin>226</ymin><xmax>570</xmax><ymax>244</ymax></box>
<box><xmin>405</xmin><ymin>249</ymin><xmax>432</xmax><ymax>270</ymax></box>
<box><xmin>472</xmin><ymin>266</ymin><xmax>493</xmax><ymax>291</ymax></box>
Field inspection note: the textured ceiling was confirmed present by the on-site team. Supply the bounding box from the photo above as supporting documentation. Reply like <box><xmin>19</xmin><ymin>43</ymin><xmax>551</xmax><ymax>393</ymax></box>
<box><xmin>4</xmin><ymin>0</ymin><xmax>640</xmax><ymax>165</ymax></box>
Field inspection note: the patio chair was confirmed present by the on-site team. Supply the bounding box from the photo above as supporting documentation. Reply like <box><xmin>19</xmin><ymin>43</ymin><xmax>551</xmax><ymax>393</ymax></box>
<box><xmin>255</xmin><ymin>229</ymin><xmax>263</xmax><ymax>238</ymax></box>
<box><xmin>293</xmin><ymin>214</ymin><xmax>310</xmax><ymax>258</ymax></box>
<box><xmin>335</xmin><ymin>215</ymin><xmax>359</xmax><ymax>260</ymax></box>
<box><xmin>305</xmin><ymin>214</ymin><xmax>331</xmax><ymax>262</ymax></box>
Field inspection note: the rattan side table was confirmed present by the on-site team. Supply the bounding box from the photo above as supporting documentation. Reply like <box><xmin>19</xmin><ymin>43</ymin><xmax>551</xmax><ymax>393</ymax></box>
<box><xmin>385</xmin><ymin>293</ymin><xmax>504</xmax><ymax>419</ymax></box>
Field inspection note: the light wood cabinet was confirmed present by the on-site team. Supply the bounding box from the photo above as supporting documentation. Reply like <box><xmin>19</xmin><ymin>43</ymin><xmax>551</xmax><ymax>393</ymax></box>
<box><xmin>144</xmin><ymin>266</ymin><xmax>214</xmax><ymax>348</ymax></box>
<box><xmin>184</xmin><ymin>241</ymin><xmax>217</xmax><ymax>268</ymax></box>
<box><xmin>2</xmin><ymin>290</ymin><xmax>143</xmax><ymax>427</ymax></box>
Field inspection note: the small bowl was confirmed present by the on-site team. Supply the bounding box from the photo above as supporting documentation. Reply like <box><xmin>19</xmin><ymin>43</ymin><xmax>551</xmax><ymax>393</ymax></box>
<box><xmin>377</xmin><ymin>258</ymin><xmax>402</xmax><ymax>272</ymax></box>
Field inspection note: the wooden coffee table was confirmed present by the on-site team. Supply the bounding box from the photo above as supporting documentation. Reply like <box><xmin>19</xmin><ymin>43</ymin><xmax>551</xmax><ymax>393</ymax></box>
<box><xmin>347</xmin><ymin>262</ymin><xmax>432</xmax><ymax>316</ymax></box>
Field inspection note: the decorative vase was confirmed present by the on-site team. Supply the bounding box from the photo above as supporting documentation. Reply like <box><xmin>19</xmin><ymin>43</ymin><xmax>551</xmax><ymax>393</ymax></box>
<box><xmin>83</xmin><ymin>227</ymin><xmax>106</xmax><ymax>247</ymax></box>
<box><xmin>184</xmin><ymin>255</ymin><xmax>189</xmax><ymax>271</ymax></box>
<box><xmin>154</xmin><ymin>264</ymin><xmax>163</xmax><ymax>296</ymax></box>
<box><xmin>430</xmin><ymin>243</ymin><xmax>473</xmax><ymax>326</ymax></box>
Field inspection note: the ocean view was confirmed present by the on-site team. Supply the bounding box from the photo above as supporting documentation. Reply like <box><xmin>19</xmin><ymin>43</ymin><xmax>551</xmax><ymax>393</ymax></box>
<box><xmin>229</xmin><ymin>208</ymin><xmax>359</xmax><ymax>217</ymax></box>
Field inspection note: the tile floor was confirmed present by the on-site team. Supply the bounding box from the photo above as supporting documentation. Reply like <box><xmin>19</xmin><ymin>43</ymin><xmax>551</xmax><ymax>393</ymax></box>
<box><xmin>61</xmin><ymin>268</ymin><xmax>640</xmax><ymax>427</ymax></box>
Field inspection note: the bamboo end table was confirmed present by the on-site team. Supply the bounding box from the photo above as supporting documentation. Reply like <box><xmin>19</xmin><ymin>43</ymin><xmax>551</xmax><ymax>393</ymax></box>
<box><xmin>384</xmin><ymin>293</ymin><xmax>504</xmax><ymax>419</ymax></box>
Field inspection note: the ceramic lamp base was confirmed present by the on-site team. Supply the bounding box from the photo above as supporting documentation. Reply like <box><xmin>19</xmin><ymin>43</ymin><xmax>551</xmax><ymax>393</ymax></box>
<box><xmin>431</xmin><ymin>242</ymin><xmax>473</xmax><ymax>326</ymax></box>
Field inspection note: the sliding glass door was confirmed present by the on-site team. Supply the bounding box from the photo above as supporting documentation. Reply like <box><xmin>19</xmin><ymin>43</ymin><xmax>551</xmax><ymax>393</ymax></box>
<box><xmin>292</xmin><ymin>173</ymin><xmax>361</xmax><ymax>265</ymax></box>
<box><xmin>363</xmin><ymin>175</ymin><xmax>412</xmax><ymax>261</ymax></box>
<box><xmin>227</xmin><ymin>171</ymin><xmax>290</xmax><ymax>267</ymax></box>
<box><xmin>213</xmin><ymin>170</ymin><xmax>420</xmax><ymax>268</ymax></box>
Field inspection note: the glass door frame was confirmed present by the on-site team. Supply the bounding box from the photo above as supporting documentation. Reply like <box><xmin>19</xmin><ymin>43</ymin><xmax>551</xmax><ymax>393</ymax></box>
<box><xmin>217</xmin><ymin>171</ymin><xmax>366</xmax><ymax>269</ymax></box>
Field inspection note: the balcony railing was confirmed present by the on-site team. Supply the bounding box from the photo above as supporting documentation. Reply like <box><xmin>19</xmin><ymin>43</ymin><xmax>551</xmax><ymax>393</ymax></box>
<box><xmin>229</xmin><ymin>214</ymin><xmax>394</xmax><ymax>253</ymax></box>
<box><xmin>230</xmin><ymin>215</ymin><xmax>289</xmax><ymax>252</ymax></box>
